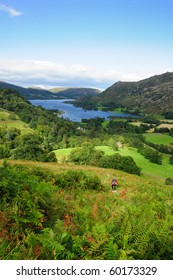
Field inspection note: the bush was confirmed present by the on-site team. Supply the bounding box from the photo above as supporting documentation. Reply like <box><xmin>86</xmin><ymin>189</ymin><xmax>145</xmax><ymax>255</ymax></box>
<box><xmin>0</xmin><ymin>145</ymin><xmax>11</xmax><ymax>159</ymax></box>
<box><xmin>138</xmin><ymin>146</ymin><xmax>162</xmax><ymax>164</ymax></box>
<box><xmin>55</xmin><ymin>170</ymin><xmax>102</xmax><ymax>191</ymax></box>
<box><xmin>98</xmin><ymin>154</ymin><xmax>141</xmax><ymax>175</ymax></box>
<box><xmin>68</xmin><ymin>145</ymin><xmax>140</xmax><ymax>175</ymax></box>
<box><xmin>169</xmin><ymin>156</ymin><xmax>173</xmax><ymax>165</ymax></box>
<box><xmin>165</xmin><ymin>178</ymin><xmax>173</xmax><ymax>185</ymax></box>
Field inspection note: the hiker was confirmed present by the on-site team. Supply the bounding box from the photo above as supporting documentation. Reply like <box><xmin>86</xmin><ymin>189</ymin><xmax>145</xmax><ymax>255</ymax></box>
<box><xmin>111</xmin><ymin>178</ymin><xmax>118</xmax><ymax>191</ymax></box>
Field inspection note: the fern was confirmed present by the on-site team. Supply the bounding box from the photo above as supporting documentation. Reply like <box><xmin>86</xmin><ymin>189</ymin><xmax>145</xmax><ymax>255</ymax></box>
<box><xmin>106</xmin><ymin>239</ymin><xmax>119</xmax><ymax>259</ymax></box>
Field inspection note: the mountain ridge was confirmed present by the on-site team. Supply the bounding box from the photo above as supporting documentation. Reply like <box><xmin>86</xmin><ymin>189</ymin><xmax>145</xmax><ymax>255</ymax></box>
<box><xmin>0</xmin><ymin>81</ymin><xmax>100</xmax><ymax>100</ymax></box>
<box><xmin>98</xmin><ymin>71</ymin><xmax>173</xmax><ymax>113</ymax></box>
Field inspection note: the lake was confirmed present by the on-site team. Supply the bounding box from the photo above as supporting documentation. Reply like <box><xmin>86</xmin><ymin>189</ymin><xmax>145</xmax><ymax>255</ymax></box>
<box><xmin>30</xmin><ymin>99</ymin><xmax>137</xmax><ymax>122</ymax></box>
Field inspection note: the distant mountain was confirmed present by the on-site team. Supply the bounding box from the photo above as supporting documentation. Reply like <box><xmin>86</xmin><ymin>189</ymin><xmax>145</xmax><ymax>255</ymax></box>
<box><xmin>0</xmin><ymin>81</ymin><xmax>53</xmax><ymax>99</ymax></box>
<box><xmin>98</xmin><ymin>72</ymin><xmax>173</xmax><ymax>114</ymax></box>
<box><xmin>0</xmin><ymin>81</ymin><xmax>100</xmax><ymax>100</ymax></box>
<box><xmin>50</xmin><ymin>87</ymin><xmax>101</xmax><ymax>99</ymax></box>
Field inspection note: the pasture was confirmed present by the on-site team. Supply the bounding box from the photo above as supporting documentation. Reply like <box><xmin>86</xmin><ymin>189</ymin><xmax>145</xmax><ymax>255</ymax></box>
<box><xmin>112</xmin><ymin>146</ymin><xmax>173</xmax><ymax>179</ymax></box>
<box><xmin>54</xmin><ymin>148</ymin><xmax>74</xmax><ymax>161</ymax></box>
<box><xmin>0</xmin><ymin>109</ymin><xmax>33</xmax><ymax>134</ymax></box>
<box><xmin>53</xmin><ymin>145</ymin><xmax>173</xmax><ymax>179</ymax></box>
<box><xmin>144</xmin><ymin>133</ymin><xmax>173</xmax><ymax>145</ymax></box>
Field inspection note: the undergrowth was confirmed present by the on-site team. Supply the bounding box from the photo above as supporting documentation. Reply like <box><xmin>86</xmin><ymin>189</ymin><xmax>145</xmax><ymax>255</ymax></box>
<box><xmin>0</xmin><ymin>161</ymin><xmax>173</xmax><ymax>260</ymax></box>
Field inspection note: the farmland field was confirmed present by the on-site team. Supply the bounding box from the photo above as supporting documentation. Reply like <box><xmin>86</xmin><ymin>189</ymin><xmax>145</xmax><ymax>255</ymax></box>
<box><xmin>95</xmin><ymin>145</ymin><xmax>115</xmax><ymax>155</ymax></box>
<box><xmin>144</xmin><ymin>133</ymin><xmax>173</xmax><ymax>145</ymax></box>
<box><xmin>115</xmin><ymin>146</ymin><xmax>172</xmax><ymax>179</ymax></box>
<box><xmin>54</xmin><ymin>148</ymin><xmax>74</xmax><ymax>160</ymax></box>
<box><xmin>54</xmin><ymin>145</ymin><xmax>173</xmax><ymax>179</ymax></box>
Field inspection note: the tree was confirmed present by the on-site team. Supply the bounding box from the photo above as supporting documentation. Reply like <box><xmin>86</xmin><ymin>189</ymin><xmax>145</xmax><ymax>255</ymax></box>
<box><xmin>169</xmin><ymin>156</ymin><xmax>173</xmax><ymax>165</ymax></box>
<box><xmin>12</xmin><ymin>133</ymin><xmax>50</xmax><ymax>161</ymax></box>
<box><xmin>99</xmin><ymin>154</ymin><xmax>140</xmax><ymax>175</ymax></box>
<box><xmin>138</xmin><ymin>146</ymin><xmax>162</xmax><ymax>164</ymax></box>
<box><xmin>0</xmin><ymin>145</ymin><xmax>11</xmax><ymax>159</ymax></box>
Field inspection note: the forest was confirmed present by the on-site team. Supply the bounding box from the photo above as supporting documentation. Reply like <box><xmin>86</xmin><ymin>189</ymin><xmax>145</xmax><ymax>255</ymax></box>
<box><xmin>0</xmin><ymin>88</ymin><xmax>173</xmax><ymax>259</ymax></box>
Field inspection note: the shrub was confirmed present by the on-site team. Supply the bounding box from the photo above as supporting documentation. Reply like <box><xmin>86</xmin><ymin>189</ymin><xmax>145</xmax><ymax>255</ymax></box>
<box><xmin>98</xmin><ymin>154</ymin><xmax>141</xmax><ymax>175</ymax></box>
<box><xmin>55</xmin><ymin>170</ymin><xmax>102</xmax><ymax>191</ymax></box>
<box><xmin>138</xmin><ymin>146</ymin><xmax>162</xmax><ymax>164</ymax></box>
<box><xmin>169</xmin><ymin>156</ymin><xmax>173</xmax><ymax>165</ymax></box>
<box><xmin>0</xmin><ymin>145</ymin><xmax>11</xmax><ymax>159</ymax></box>
<box><xmin>165</xmin><ymin>178</ymin><xmax>173</xmax><ymax>185</ymax></box>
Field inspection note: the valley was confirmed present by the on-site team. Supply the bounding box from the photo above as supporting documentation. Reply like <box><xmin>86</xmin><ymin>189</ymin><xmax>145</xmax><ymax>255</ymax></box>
<box><xmin>0</xmin><ymin>73</ymin><xmax>173</xmax><ymax>260</ymax></box>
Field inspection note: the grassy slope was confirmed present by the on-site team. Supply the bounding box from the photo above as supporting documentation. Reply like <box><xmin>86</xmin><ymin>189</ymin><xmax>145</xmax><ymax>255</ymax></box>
<box><xmin>1</xmin><ymin>106</ymin><xmax>172</xmax><ymax>179</ymax></box>
<box><xmin>96</xmin><ymin>145</ymin><xmax>172</xmax><ymax>179</ymax></box>
<box><xmin>0</xmin><ymin>109</ymin><xmax>9</xmax><ymax>120</ymax></box>
<box><xmin>0</xmin><ymin>109</ymin><xmax>33</xmax><ymax>134</ymax></box>
<box><xmin>1</xmin><ymin>159</ymin><xmax>173</xmax><ymax>260</ymax></box>
<box><xmin>113</xmin><ymin>146</ymin><xmax>172</xmax><ymax>179</ymax></box>
<box><xmin>0</xmin><ymin>159</ymin><xmax>166</xmax><ymax>189</ymax></box>
<box><xmin>54</xmin><ymin>148</ymin><xmax>74</xmax><ymax>160</ymax></box>
<box><xmin>54</xmin><ymin>145</ymin><xmax>172</xmax><ymax>179</ymax></box>
<box><xmin>144</xmin><ymin>133</ymin><xmax>173</xmax><ymax>145</ymax></box>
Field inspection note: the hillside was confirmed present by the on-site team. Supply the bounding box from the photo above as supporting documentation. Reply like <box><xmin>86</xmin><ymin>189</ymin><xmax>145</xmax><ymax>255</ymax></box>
<box><xmin>50</xmin><ymin>87</ymin><xmax>101</xmax><ymax>99</ymax></box>
<box><xmin>98</xmin><ymin>72</ymin><xmax>173</xmax><ymax>114</ymax></box>
<box><xmin>0</xmin><ymin>160</ymin><xmax>173</xmax><ymax>260</ymax></box>
<box><xmin>0</xmin><ymin>81</ymin><xmax>100</xmax><ymax>100</ymax></box>
<box><xmin>0</xmin><ymin>88</ymin><xmax>79</xmax><ymax>162</ymax></box>
<box><xmin>0</xmin><ymin>88</ymin><xmax>173</xmax><ymax>260</ymax></box>
<box><xmin>0</xmin><ymin>81</ymin><xmax>52</xmax><ymax>99</ymax></box>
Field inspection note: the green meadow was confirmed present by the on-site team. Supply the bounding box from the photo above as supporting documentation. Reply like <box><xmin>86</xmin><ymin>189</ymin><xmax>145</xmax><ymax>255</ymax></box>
<box><xmin>54</xmin><ymin>145</ymin><xmax>173</xmax><ymax>179</ymax></box>
<box><xmin>112</xmin><ymin>146</ymin><xmax>173</xmax><ymax>179</ymax></box>
<box><xmin>0</xmin><ymin>109</ymin><xmax>9</xmax><ymax>120</ymax></box>
<box><xmin>95</xmin><ymin>145</ymin><xmax>116</xmax><ymax>155</ymax></box>
<box><xmin>144</xmin><ymin>133</ymin><xmax>173</xmax><ymax>145</ymax></box>
<box><xmin>0</xmin><ymin>109</ymin><xmax>33</xmax><ymax>134</ymax></box>
<box><xmin>54</xmin><ymin>148</ymin><xmax>74</xmax><ymax>161</ymax></box>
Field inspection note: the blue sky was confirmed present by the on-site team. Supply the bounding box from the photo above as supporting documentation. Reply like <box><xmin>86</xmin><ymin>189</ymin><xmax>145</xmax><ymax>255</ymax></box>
<box><xmin>0</xmin><ymin>0</ymin><xmax>173</xmax><ymax>89</ymax></box>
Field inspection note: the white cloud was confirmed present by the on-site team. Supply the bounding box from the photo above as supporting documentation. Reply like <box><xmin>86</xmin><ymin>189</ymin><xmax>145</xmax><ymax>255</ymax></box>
<box><xmin>0</xmin><ymin>59</ymin><xmax>169</xmax><ymax>89</ymax></box>
<box><xmin>0</xmin><ymin>3</ymin><xmax>22</xmax><ymax>17</ymax></box>
<box><xmin>0</xmin><ymin>60</ymin><xmax>115</xmax><ymax>88</ymax></box>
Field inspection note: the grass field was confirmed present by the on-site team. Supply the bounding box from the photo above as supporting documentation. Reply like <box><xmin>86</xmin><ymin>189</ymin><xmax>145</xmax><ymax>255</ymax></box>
<box><xmin>158</xmin><ymin>123</ymin><xmax>173</xmax><ymax>129</ymax></box>
<box><xmin>143</xmin><ymin>133</ymin><xmax>173</xmax><ymax>145</ymax></box>
<box><xmin>53</xmin><ymin>145</ymin><xmax>173</xmax><ymax>179</ymax></box>
<box><xmin>54</xmin><ymin>148</ymin><xmax>74</xmax><ymax>161</ymax></box>
<box><xmin>95</xmin><ymin>145</ymin><xmax>116</xmax><ymax>155</ymax></box>
<box><xmin>113</xmin><ymin>146</ymin><xmax>173</xmax><ymax>179</ymax></box>
<box><xmin>0</xmin><ymin>109</ymin><xmax>33</xmax><ymax>134</ymax></box>
<box><xmin>0</xmin><ymin>119</ymin><xmax>33</xmax><ymax>134</ymax></box>
<box><xmin>54</xmin><ymin>146</ymin><xmax>116</xmax><ymax>160</ymax></box>
<box><xmin>0</xmin><ymin>109</ymin><xmax>10</xmax><ymax>120</ymax></box>
<box><xmin>96</xmin><ymin>145</ymin><xmax>173</xmax><ymax>178</ymax></box>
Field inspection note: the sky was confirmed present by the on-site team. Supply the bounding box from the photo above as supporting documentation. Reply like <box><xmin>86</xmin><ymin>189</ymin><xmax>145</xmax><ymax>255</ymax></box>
<box><xmin>0</xmin><ymin>0</ymin><xmax>173</xmax><ymax>89</ymax></box>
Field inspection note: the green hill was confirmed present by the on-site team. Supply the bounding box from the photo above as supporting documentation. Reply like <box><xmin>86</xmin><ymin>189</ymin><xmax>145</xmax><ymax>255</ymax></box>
<box><xmin>0</xmin><ymin>81</ymin><xmax>53</xmax><ymax>99</ymax></box>
<box><xmin>0</xmin><ymin>81</ymin><xmax>100</xmax><ymax>100</ymax></box>
<box><xmin>0</xmin><ymin>88</ymin><xmax>78</xmax><ymax>162</ymax></box>
<box><xmin>0</xmin><ymin>87</ymin><xmax>173</xmax><ymax>260</ymax></box>
<box><xmin>54</xmin><ymin>145</ymin><xmax>173</xmax><ymax>180</ymax></box>
<box><xmin>98</xmin><ymin>72</ymin><xmax>173</xmax><ymax>114</ymax></box>
<box><xmin>50</xmin><ymin>87</ymin><xmax>101</xmax><ymax>99</ymax></box>
<box><xmin>0</xmin><ymin>160</ymin><xmax>173</xmax><ymax>260</ymax></box>
<box><xmin>73</xmin><ymin>72</ymin><xmax>173</xmax><ymax>114</ymax></box>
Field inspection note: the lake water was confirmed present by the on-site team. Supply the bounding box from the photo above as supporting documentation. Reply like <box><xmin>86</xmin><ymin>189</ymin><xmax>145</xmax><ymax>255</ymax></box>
<box><xmin>30</xmin><ymin>99</ymin><xmax>137</xmax><ymax>122</ymax></box>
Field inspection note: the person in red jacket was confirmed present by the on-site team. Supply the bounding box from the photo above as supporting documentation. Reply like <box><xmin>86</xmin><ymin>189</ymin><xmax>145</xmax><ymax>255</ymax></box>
<box><xmin>111</xmin><ymin>178</ymin><xmax>118</xmax><ymax>191</ymax></box>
